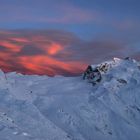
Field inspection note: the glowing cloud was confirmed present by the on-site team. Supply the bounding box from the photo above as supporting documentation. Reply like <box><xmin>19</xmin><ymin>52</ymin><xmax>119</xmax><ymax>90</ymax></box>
<box><xmin>47</xmin><ymin>43</ymin><xmax>63</xmax><ymax>55</ymax></box>
<box><xmin>0</xmin><ymin>30</ymin><xmax>125</xmax><ymax>76</ymax></box>
<box><xmin>0</xmin><ymin>30</ymin><xmax>87</xmax><ymax>76</ymax></box>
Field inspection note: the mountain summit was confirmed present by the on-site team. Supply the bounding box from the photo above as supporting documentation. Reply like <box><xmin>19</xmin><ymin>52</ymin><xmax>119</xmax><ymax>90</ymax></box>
<box><xmin>0</xmin><ymin>58</ymin><xmax>140</xmax><ymax>140</ymax></box>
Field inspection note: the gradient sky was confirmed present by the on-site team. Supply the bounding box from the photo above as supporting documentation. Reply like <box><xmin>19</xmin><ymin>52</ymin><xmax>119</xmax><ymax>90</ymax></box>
<box><xmin>0</xmin><ymin>0</ymin><xmax>140</xmax><ymax>75</ymax></box>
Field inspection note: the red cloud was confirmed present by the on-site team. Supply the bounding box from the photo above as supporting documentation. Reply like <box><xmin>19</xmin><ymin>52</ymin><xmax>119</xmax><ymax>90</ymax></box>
<box><xmin>0</xmin><ymin>30</ymin><xmax>87</xmax><ymax>76</ymax></box>
<box><xmin>18</xmin><ymin>55</ymin><xmax>86</xmax><ymax>76</ymax></box>
<box><xmin>0</xmin><ymin>30</ymin><xmax>126</xmax><ymax>76</ymax></box>
<box><xmin>47</xmin><ymin>43</ymin><xmax>63</xmax><ymax>55</ymax></box>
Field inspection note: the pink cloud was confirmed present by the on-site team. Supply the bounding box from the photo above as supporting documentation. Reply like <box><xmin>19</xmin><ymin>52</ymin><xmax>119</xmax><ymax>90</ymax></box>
<box><xmin>0</xmin><ymin>30</ymin><xmax>124</xmax><ymax>76</ymax></box>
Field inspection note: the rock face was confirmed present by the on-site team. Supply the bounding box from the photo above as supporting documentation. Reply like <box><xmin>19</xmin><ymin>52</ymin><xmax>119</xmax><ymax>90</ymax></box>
<box><xmin>0</xmin><ymin>58</ymin><xmax>139</xmax><ymax>140</ymax></box>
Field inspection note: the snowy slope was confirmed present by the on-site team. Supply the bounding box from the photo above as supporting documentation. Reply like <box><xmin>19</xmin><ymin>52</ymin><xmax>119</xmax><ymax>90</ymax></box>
<box><xmin>0</xmin><ymin>58</ymin><xmax>140</xmax><ymax>140</ymax></box>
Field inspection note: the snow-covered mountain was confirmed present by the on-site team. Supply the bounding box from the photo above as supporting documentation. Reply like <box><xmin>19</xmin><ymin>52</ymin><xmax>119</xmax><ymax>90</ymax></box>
<box><xmin>0</xmin><ymin>58</ymin><xmax>140</xmax><ymax>140</ymax></box>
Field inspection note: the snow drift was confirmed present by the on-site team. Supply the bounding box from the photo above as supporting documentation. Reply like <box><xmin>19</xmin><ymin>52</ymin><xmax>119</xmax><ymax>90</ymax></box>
<box><xmin>0</xmin><ymin>58</ymin><xmax>140</xmax><ymax>140</ymax></box>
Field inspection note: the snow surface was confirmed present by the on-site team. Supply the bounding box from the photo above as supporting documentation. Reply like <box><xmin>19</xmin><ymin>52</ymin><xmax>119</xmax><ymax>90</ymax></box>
<box><xmin>0</xmin><ymin>58</ymin><xmax>140</xmax><ymax>140</ymax></box>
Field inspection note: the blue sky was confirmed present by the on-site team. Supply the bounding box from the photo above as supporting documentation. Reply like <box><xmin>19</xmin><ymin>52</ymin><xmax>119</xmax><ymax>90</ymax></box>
<box><xmin>0</xmin><ymin>0</ymin><xmax>140</xmax><ymax>39</ymax></box>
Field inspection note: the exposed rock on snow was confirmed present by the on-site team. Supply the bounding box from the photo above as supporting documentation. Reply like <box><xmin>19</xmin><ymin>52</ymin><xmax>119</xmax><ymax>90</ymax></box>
<box><xmin>0</xmin><ymin>58</ymin><xmax>139</xmax><ymax>140</ymax></box>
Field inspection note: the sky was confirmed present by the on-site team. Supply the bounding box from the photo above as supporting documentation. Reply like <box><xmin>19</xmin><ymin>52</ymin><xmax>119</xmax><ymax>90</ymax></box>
<box><xmin>0</xmin><ymin>0</ymin><xmax>140</xmax><ymax>76</ymax></box>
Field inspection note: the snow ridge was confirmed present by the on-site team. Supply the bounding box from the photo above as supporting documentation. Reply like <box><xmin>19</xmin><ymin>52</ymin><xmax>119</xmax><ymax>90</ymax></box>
<box><xmin>0</xmin><ymin>58</ymin><xmax>139</xmax><ymax>140</ymax></box>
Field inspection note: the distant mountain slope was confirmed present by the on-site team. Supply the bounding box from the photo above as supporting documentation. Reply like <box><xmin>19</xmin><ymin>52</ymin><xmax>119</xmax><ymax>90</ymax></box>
<box><xmin>0</xmin><ymin>58</ymin><xmax>139</xmax><ymax>140</ymax></box>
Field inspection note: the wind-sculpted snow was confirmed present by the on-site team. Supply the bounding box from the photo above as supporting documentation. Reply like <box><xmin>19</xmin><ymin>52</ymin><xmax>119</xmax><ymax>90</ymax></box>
<box><xmin>0</xmin><ymin>58</ymin><xmax>140</xmax><ymax>140</ymax></box>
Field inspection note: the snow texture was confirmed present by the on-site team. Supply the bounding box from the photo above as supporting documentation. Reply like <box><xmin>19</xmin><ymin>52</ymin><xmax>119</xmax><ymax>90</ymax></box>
<box><xmin>0</xmin><ymin>58</ymin><xmax>140</xmax><ymax>140</ymax></box>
